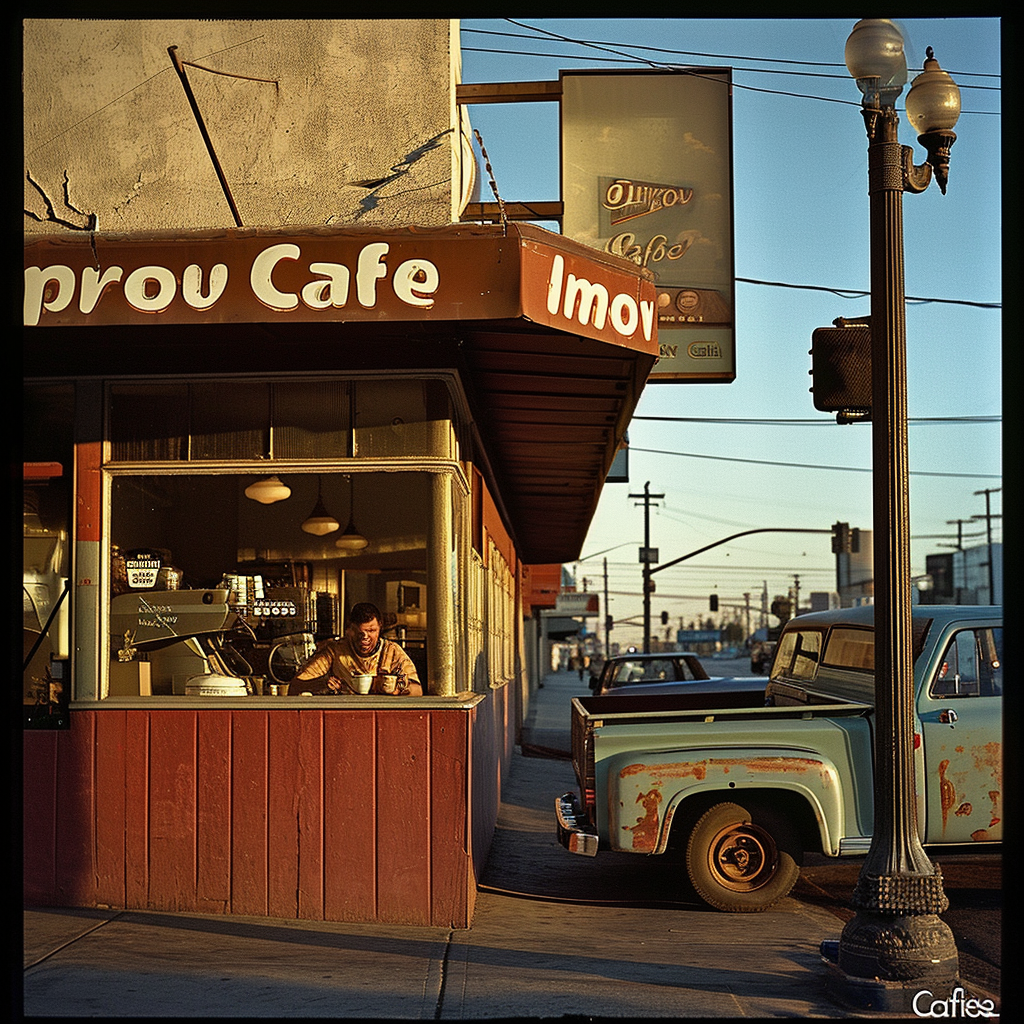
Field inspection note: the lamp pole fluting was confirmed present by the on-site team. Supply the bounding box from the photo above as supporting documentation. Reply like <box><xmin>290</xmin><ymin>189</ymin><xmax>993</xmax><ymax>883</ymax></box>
<box><xmin>823</xmin><ymin>21</ymin><xmax>963</xmax><ymax>1012</ymax></box>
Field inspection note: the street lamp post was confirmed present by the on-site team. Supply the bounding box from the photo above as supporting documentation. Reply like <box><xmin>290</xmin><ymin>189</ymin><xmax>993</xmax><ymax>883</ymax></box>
<box><xmin>821</xmin><ymin>20</ymin><xmax>963</xmax><ymax>1013</ymax></box>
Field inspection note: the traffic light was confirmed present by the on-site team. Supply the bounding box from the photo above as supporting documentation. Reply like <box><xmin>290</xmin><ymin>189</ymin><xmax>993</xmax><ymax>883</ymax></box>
<box><xmin>660</xmin><ymin>610</ymin><xmax>669</xmax><ymax>625</ymax></box>
<box><xmin>709</xmin><ymin>594</ymin><xmax>718</xmax><ymax>612</ymax></box>
<box><xmin>605</xmin><ymin>614</ymin><xmax>614</xmax><ymax>633</ymax></box>
<box><xmin>810</xmin><ymin>319</ymin><xmax>871</xmax><ymax>420</ymax></box>
<box><xmin>832</xmin><ymin>521</ymin><xmax>851</xmax><ymax>554</ymax></box>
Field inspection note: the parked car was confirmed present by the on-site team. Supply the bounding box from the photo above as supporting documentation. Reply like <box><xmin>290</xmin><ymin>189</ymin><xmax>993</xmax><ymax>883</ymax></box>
<box><xmin>590</xmin><ymin>652</ymin><xmax>709</xmax><ymax>693</ymax></box>
<box><xmin>594</xmin><ymin>676</ymin><xmax>769</xmax><ymax>700</ymax></box>
<box><xmin>591</xmin><ymin>651</ymin><xmax>761</xmax><ymax>696</ymax></box>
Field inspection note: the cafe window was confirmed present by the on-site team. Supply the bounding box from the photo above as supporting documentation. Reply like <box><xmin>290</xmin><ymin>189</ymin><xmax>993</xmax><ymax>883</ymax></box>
<box><xmin>23</xmin><ymin>383</ymin><xmax>75</xmax><ymax>727</ymax></box>
<box><xmin>106</xmin><ymin>470</ymin><xmax>435</xmax><ymax>697</ymax></box>
<box><xmin>109</xmin><ymin>378</ymin><xmax>457</xmax><ymax>463</ymax></box>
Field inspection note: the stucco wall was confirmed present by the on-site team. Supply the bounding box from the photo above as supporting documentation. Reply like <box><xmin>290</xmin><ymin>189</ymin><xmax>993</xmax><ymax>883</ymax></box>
<box><xmin>24</xmin><ymin>19</ymin><xmax>466</xmax><ymax>235</ymax></box>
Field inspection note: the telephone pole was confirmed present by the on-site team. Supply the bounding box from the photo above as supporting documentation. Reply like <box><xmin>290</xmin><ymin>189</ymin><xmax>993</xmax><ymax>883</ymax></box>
<box><xmin>629</xmin><ymin>481</ymin><xmax>664</xmax><ymax>653</ymax></box>
<box><xmin>972</xmin><ymin>487</ymin><xmax>1001</xmax><ymax>603</ymax></box>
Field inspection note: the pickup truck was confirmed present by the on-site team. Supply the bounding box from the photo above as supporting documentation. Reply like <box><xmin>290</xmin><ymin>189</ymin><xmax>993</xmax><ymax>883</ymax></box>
<box><xmin>555</xmin><ymin>604</ymin><xmax>1002</xmax><ymax>912</ymax></box>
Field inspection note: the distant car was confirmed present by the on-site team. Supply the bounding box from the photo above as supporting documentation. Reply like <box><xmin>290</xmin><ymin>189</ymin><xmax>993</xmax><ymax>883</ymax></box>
<box><xmin>593</xmin><ymin>676</ymin><xmax>768</xmax><ymax>701</ymax></box>
<box><xmin>591</xmin><ymin>652</ymin><xmax>710</xmax><ymax>694</ymax></box>
<box><xmin>589</xmin><ymin>655</ymin><xmax>757</xmax><ymax>696</ymax></box>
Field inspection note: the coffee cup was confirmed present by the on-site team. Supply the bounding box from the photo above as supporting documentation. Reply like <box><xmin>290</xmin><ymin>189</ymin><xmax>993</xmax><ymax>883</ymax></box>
<box><xmin>352</xmin><ymin>673</ymin><xmax>373</xmax><ymax>694</ymax></box>
<box><xmin>376</xmin><ymin>673</ymin><xmax>398</xmax><ymax>694</ymax></box>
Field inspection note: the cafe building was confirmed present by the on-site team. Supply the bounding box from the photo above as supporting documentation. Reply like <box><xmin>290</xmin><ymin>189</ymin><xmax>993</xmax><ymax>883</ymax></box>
<box><xmin>22</xmin><ymin>20</ymin><xmax>657</xmax><ymax>927</ymax></box>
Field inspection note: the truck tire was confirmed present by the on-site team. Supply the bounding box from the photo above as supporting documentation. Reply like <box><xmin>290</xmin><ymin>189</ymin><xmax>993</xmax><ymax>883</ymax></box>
<box><xmin>685</xmin><ymin>801</ymin><xmax>801</xmax><ymax>912</ymax></box>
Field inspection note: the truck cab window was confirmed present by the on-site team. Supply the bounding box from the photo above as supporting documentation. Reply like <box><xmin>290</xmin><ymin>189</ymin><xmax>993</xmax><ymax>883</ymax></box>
<box><xmin>931</xmin><ymin>627</ymin><xmax>1002</xmax><ymax>698</ymax></box>
<box><xmin>771</xmin><ymin>630</ymin><xmax>822</xmax><ymax>682</ymax></box>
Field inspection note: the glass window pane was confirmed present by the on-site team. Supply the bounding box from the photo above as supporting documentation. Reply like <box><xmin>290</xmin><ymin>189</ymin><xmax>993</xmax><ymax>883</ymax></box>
<box><xmin>273</xmin><ymin>381</ymin><xmax>350</xmax><ymax>459</ymax></box>
<box><xmin>822</xmin><ymin>627</ymin><xmax>874</xmax><ymax>673</ymax></box>
<box><xmin>354</xmin><ymin>379</ymin><xmax>454</xmax><ymax>458</ymax></box>
<box><xmin>109</xmin><ymin>383</ymin><xmax>189</xmax><ymax>461</ymax></box>
<box><xmin>190</xmin><ymin>382</ymin><xmax>269</xmax><ymax>460</ymax></box>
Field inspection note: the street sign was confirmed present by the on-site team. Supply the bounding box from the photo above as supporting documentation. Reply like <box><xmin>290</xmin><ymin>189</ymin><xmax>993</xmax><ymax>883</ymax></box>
<box><xmin>639</xmin><ymin>547</ymin><xmax>659</xmax><ymax>563</ymax></box>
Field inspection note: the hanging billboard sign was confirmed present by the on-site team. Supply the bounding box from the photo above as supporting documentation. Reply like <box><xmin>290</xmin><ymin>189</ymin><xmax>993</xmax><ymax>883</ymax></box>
<box><xmin>561</xmin><ymin>69</ymin><xmax>735</xmax><ymax>382</ymax></box>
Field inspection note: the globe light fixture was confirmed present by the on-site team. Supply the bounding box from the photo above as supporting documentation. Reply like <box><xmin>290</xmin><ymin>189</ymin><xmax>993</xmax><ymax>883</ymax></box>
<box><xmin>905</xmin><ymin>47</ymin><xmax>961</xmax><ymax>194</ymax></box>
<box><xmin>244</xmin><ymin>475</ymin><xmax>291</xmax><ymax>504</ymax></box>
<box><xmin>844</xmin><ymin>18</ymin><xmax>907</xmax><ymax>107</ymax></box>
<box><xmin>300</xmin><ymin>476</ymin><xmax>340</xmax><ymax>536</ymax></box>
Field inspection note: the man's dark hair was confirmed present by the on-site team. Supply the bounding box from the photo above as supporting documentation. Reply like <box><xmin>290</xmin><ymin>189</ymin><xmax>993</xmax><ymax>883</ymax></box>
<box><xmin>348</xmin><ymin>602</ymin><xmax>383</xmax><ymax>627</ymax></box>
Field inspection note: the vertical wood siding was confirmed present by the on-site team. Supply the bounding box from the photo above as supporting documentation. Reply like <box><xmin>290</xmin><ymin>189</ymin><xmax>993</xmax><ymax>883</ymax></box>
<box><xmin>23</xmin><ymin>703</ymin><xmax>493</xmax><ymax>928</ymax></box>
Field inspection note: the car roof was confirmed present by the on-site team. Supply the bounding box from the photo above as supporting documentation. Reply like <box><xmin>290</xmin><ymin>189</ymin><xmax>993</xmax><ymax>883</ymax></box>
<box><xmin>605</xmin><ymin>651</ymin><xmax>698</xmax><ymax>660</ymax></box>
<box><xmin>780</xmin><ymin>604</ymin><xmax>1001</xmax><ymax>630</ymax></box>
<box><xmin>600</xmin><ymin>676</ymin><xmax>763</xmax><ymax>697</ymax></box>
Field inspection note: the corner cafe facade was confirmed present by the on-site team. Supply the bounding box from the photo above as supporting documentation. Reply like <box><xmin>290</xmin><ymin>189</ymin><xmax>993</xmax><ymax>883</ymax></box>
<box><xmin>22</xmin><ymin>222</ymin><xmax>657</xmax><ymax>927</ymax></box>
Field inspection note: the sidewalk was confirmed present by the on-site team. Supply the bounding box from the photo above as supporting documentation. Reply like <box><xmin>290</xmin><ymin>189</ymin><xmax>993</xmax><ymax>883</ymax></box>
<box><xmin>19</xmin><ymin>670</ymin><xmax>975</xmax><ymax>1018</ymax></box>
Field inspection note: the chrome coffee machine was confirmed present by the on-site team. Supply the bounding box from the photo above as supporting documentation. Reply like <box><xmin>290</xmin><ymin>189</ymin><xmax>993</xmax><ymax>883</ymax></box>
<box><xmin>109</xmin><ymin>589</ymin><xmax>255</xmax><ymax>695</ymax></box>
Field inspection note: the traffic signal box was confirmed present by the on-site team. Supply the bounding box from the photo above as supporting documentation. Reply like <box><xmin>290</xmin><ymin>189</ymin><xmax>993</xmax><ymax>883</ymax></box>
<box><xmin>810</xmin><ymin>318</ymin><xmax>871</xmax><ymax>421</ymax></box>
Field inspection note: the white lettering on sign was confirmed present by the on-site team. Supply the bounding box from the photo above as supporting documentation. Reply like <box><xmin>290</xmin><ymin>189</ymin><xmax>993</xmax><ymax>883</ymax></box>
<box><xmin>124</xmin><ymin>265</ymin><xmax>178</xmax><ymax>313</ymax></box>
<box><xmin>546</xmin><ymin>255</ymin><xmax>655</xmax><ymax>342</ymax></box>
<box><xmin>183</xmin><ymin>263</ymin><xmax>229</xmax><ymax>309</ymax></box>
<box><xmin>24</xmin><ymin>242</ymin><xmax>441</xmax><ymax>325</ymax></box>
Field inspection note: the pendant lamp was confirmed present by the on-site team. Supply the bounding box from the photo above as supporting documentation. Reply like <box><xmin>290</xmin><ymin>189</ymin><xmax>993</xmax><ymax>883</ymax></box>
<box><xmin>335</xmin><ymin>475</ymin><xmax>368</xmax><ymax>550</ymax></box>
<box><xmin>244</xmin><ymin>475</ymin><xmax>291</xmax><ymax>504</ymax></box>
<box><xmin>301</xmin><ymin>476</ymin><xmax>340</xmax><ymax>536</ymax></box>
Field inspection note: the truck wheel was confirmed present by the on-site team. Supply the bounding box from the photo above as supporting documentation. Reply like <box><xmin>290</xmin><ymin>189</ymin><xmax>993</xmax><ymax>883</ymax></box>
<box><xmin>685</xmin><ymin>801</ymin><xmax>801</xmax><ymax>912</ymax></box>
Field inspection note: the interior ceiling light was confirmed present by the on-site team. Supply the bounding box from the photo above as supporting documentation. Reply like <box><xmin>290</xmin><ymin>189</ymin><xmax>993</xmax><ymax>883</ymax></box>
<box><xmin>244</xmin><ymin>475</ymin><xmax>291</xmax><ymax>504</ymax></box>
<box><xmin>335</xmin><ymin>475</ymin><xmax>368</xmax><ymax>550</ymax></box>
<box><xmin>301</xmin><ymin>476</ymin><xmax>340</xmax><ymax>536</ymax></box>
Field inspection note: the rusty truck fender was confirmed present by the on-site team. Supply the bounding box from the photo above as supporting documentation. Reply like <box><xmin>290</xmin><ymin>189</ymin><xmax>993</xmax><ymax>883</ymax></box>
<box><xmin>600</xmin><ymin>742</ymin><xmax>868</xmax><ymax>858</ymax></box>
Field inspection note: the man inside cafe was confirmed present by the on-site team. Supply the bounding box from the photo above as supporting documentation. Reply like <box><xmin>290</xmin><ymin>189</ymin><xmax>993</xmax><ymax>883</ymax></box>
<box><xmin>289</xmin><ymin>602</ymin><xmax>422</xmax><ymax>696</ymax></box>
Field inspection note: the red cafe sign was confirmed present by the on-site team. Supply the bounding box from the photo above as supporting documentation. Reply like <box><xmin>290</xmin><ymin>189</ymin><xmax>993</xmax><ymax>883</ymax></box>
<box><xmin>23</xmin><ymin>224</ymin><xmax>658</xmax><ymax>353</ymax></box>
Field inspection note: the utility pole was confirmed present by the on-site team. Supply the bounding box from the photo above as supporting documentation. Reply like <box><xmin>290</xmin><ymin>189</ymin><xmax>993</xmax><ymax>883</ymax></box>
<box><xmin>603</xmin><ymin>557</ymin><xmax>610</xmax><ymax>656</ymax></box>
<box><xmin>972</xmin><ymin>487</ymin><xmax>1001</xmax><ymax>604</ymax></box>
<box><xmin>629</xmin><ymin>481</ymin><xmax>664</xmax><ymax>653</ymax></box>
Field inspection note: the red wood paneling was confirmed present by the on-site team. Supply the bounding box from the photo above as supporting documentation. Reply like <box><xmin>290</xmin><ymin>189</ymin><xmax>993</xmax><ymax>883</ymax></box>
<box><xmin>323</xmin><ymin>711</ymin><xmax>377</xmax><ymax>921</ymax></box>
<box><xmin>231</xmin><ymin>711</ymin><xmax>268</xmax><ymax>916</ymax></box>
<box><xmin>94</xmin><ymin>711</ymin><xmax>127</xmax><ymax>906</ymax></box>
<box><xmin>24</xmin><ymin>702</ymin><xmax>491</xmax><ymax>928</ymax></box>
<box><xmin>55</xmin><ymin>712</ymin><xmax>95</xmax><ymax>906</ymax></box>
<box><xmin>268</xmin><ymin>710</ymin><xmax>302</xmax><ymax>919</ymax></box>
<box><xmin>196</xmin><ymin>711</ymin><xmax>232</xmax><ymax>911</ymax></box>
<box><xmin>23</xmin><ymin>732</ymin><xmax>58</xmax><ymax>904</ymax></box>
<box><xmin>124</xmin><ymin>710</ymin><xmax>151</xmax><ymax>907</ymax></box>
<box><xmin>147</xmin><ymin>712</ymin><xmax>197</xmax><ymax>910</ymax></box>
<box><xmin>376</xmin><ymin>712</ymin><xmax>431</xmax><ymax>924</ymax></box>
<box><xmin>430</xmin><ymin>711</ymin><xmax>470</xmax><ymax>927</ymax></box>
<box><xmin>296</xmin><ymin>710</ymin><xmax>324</xmax><ymax>919</ymax></box>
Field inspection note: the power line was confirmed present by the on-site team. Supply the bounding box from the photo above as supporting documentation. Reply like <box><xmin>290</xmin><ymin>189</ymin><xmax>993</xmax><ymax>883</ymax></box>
<box><xmin>465</xmin><ymin>23</ymin><xmax>1001</xmax><ymax>83</ymax></box>
<box><xmin>633</xmin><ymin>415</ymin><xmax>1000</xmax><ymax>426</ymax></box>
<box><xmin>630</xmin><ymin>446</ymin><xmax>1001</xmax><ymax>479</ymax></box>
<box><xmin>736</xmin><ymin>276</ymin><xmax>1000</xmax><ymax>309</ymax></box>
<box><xmin>462</xmin><ymin>21</ymin><xmax>1000</xmax><ymax>115</ymax></box>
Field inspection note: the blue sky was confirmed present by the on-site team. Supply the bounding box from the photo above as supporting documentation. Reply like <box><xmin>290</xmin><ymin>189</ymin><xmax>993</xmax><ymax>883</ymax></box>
<box><xmin>459</xmin><ymin>17</ymin><xmax>1002</xmax><ymax>645</ymax></box>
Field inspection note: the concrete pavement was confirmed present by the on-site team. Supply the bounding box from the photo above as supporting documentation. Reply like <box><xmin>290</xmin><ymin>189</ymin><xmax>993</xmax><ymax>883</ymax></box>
<box><xmin>21</xmin><ymin>669</ymin><xmax>997</xmax><ymax>1018</ymax></box>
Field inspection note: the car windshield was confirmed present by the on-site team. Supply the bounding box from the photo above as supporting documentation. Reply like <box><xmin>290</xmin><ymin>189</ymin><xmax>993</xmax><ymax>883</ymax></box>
<box><xmin>610</xmin><ymin>659</ymin><xmax>675</xmax><ymax>685</ymax></box>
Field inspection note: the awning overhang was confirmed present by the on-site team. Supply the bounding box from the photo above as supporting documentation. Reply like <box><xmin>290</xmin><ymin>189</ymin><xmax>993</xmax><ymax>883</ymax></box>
<box><xmin>24</xmin><ymin>223</ymin><xmax>658</xmax><ymax>564</ymax></box>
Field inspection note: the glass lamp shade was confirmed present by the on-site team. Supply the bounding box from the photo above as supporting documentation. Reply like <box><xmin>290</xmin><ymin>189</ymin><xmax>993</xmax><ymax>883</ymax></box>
<box><xmin>906</xmin><ymin>50</ymin><xmax>961</xmax><ymax>134</ymax></box>
<box><xmin>845</xmin><ymin>18</ymin><xmax>907</xmax><ymax>105</ymax></box>
<box><xmin>300</xmin><ymin>481</ymin><xmax>340</xmax><ymax>535</ymax></box>
<box><xmin>301</xmin><ymin>509</ymin><xmax>340</xmax><ymax>536</ymax></box>
<box><xmin>244</xmin><ymin>475</ymin><xmax>291</xmax><ymax>504</ymax></box>
<box><xmin>335</xmin><ymin>523</ymin><xmax>369</xmax><ymax>550</ymax></box>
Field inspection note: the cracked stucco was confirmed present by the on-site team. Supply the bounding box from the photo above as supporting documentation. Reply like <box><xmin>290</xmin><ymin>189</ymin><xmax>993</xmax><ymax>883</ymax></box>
<box><xmin>24</xmin><ymin>19</ymin><xmax>464</xmax><ymax>235</ymax></box>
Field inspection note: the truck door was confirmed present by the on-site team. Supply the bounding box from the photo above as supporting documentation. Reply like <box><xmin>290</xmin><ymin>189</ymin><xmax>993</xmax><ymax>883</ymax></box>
<box><xmin>918</xmin><ymin>626</ymin><xmax>1002</xmax><ymax>844</ymax></box>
